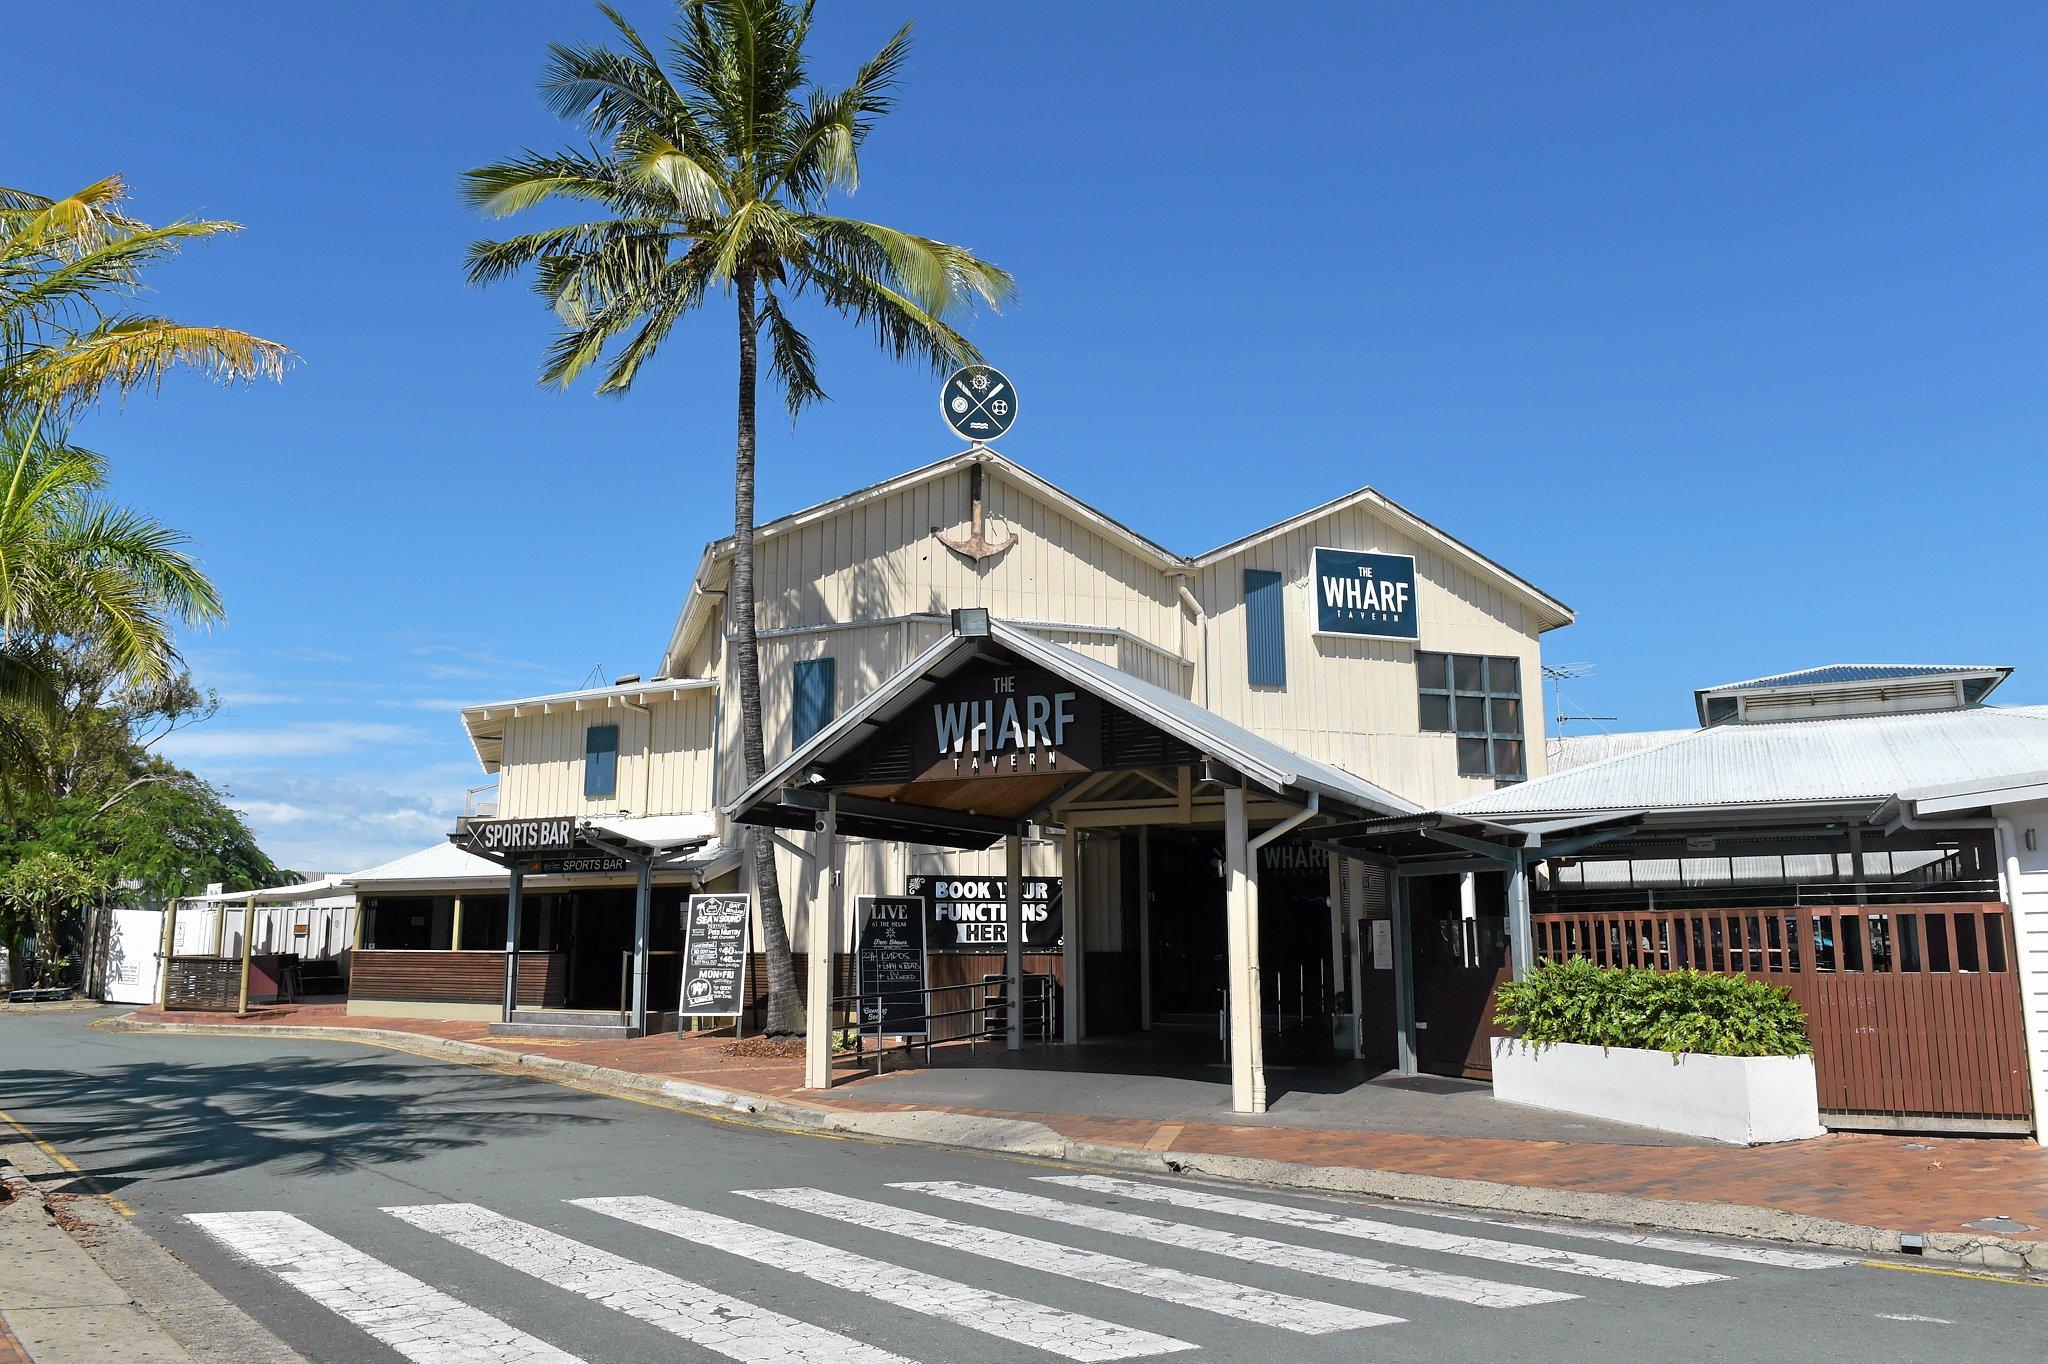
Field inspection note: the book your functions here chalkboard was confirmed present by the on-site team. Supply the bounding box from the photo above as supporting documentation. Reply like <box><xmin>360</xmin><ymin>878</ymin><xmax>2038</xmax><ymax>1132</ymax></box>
<box><xmin>855</xmin><ymin>895</ymin><xmax>928</xmax><ymax>1036</ymax></box>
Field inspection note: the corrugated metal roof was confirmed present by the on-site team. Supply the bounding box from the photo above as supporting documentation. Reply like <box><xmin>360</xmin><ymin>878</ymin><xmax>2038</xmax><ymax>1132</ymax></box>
<box><xmin>1547</xmin><ymin>730</ymin><xmax>1693</xmax><ymax>771</ymax></box>
<box><xmin>1699</xmin><ymin>663</ymin><xmax>2006</xmax><ymax>693</ymax></box>
<box><xmin>1451</xmin><ymin>704</ymin><xmax>2048</xmax><ymax>818</ymax></box>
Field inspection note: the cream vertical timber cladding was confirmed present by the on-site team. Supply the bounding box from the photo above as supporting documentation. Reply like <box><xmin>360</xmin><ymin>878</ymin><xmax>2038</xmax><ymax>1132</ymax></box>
<box><xmin>1193</xmin><ymin>498</ymin><xmax>1552</xmax><ymax>810</ymax></box>
<box><xmin>494</xmin><ymin>690</ymin><xmax>717</xmax><ymax>819</ymax></box>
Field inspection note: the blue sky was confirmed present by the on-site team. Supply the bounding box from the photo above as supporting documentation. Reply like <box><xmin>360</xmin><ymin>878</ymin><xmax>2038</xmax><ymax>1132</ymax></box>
<box><xmin>18</xmin><ymin>2</ymin><xmax>2045</xmax><ymax>873</ymax></box>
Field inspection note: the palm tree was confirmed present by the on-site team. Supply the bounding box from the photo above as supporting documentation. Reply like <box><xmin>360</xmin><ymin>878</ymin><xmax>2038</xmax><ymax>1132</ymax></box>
<box><xmin>1</xmin><ymin>177</ymin><xmax>290</xmax><ymax>411</ymax></box>
<box><xmin>0</xmin><ymin>413</ymin><xmax>225</xmax><ymax>805</ymax></box>
<box><xmin>466</xmin><ymin>0</ymin><xmax>1014</xmax><ymax>1036</ymax></box>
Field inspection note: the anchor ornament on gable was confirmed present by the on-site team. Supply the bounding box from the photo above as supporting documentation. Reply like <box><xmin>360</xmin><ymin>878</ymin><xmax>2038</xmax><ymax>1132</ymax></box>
<box><xmin>933</xmin><ymin>461</ymin><xmax>1017</xmax><ymax>564</ymax></box>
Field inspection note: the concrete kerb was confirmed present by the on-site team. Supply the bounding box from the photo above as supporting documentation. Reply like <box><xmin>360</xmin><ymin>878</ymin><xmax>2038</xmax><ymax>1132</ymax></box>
<box><xmin>0</xmin><ymin>1136</ymin><xmax>302</xmax><ymax>1364</ymax></box>
<box><xmin>102</xmin><ymin>1014</ymin><xmax>2048</xmax><ymax>1277</ymax></box>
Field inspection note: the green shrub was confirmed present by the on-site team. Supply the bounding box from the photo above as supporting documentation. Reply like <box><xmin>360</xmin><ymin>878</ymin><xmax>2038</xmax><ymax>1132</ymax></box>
<box><xmin>1493</xmin><ymin>958</ymin><xmax>1811</xmax><ymax>1058</ymax></box>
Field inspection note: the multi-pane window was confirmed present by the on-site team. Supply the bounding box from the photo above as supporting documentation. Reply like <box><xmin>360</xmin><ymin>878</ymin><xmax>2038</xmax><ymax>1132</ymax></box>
<box><xmin>792</xmin><ymin>657</ymin><xmax>837</xmax><ymax>746</ymax></box>
<box><xmin>1418</xmin><ymin>652</ymin><xmax>1524</xmax><ymax>780</ymax></box>
<box><xmin>583</xmin><ymin>724</ymin><xmax>619</xmax><ymax>799</ymax></box>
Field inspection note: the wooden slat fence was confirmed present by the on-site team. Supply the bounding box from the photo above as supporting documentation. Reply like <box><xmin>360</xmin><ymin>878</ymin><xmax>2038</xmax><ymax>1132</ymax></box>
<box><xmin>1530</xmin><ymin>903</ymin><xmax>2032</xmax><ymax>1125</ymax></box>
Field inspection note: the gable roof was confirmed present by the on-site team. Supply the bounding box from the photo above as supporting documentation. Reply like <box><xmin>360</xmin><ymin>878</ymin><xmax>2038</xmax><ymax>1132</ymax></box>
<box><xmin>1449</xmin><ymin>704</ymin><xmax>2048</xmax><ymax>820</ymax></box>
<box><xmin>662</xmin><ymin>449</ymin><xmax>1573</xmax><ymax>673</ymax></box>
<box><xmin>1187</xmin><ymin>485</ymin><xmax>1573</xmax><ymax>628</ymax></box>
<box><xmin>728</xmin><ymin>617</ymin><xmax>1416</xmax><ymax>837</ymax></box>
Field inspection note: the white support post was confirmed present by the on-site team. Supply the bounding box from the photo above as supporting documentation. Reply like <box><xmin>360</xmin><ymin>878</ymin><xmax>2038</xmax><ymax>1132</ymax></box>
<box><xmin>804</xmin><ymin>797</ymin><xmax>839</xmax><ymax>1090</ymax></box>
<box><xmin>1507</xmin><ymin>854</ymin><xmax>1535</xmax><ymax>980</ymax></box>
<box><xmin>502</xmin><ymin>868</ymin><xmax>524</xmax><ymax>1022</ymax></box>
<box><xmin>1223</xmin><ymin>786</ymin><xmax>1267</xmax><ymax>1113</ymax></box>
<box><xmin>1061</xmin><ymin>827</ymin><xmax>1083</xmax><ymax>1045</ymax></box>
<box><xmin>1137</xmin><ymin>825</ymin><xmax>1153</xmax><ymax>1032</ymax></box>
<box><xmin>1005</xmin><ymin>833</ymin><xmax>1024</xmax><ymax>1049</ymax></box>
<box><xmin>630</xmin><ymin>855</ymin><xmax>653</xmax><ymax>1034</ymax></box>
<box><xmin>1391</xmin><ymin>874</ymin><xmax>1417</xmax><ymax>1076</ymax></box>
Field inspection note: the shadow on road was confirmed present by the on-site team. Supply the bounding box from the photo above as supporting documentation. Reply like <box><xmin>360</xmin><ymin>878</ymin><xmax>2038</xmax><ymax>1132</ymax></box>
<box><xmin>0</xmin><ymin>1043</ymin><xmax>614</xmax><ymax>1191</ymax></box>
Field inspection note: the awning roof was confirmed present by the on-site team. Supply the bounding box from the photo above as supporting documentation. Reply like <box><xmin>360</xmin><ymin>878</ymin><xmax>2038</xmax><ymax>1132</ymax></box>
<box><xmin>727</xmin><ymin>618</ymin><xmax>1414</xmax><ymax>849</ymax></box>
<box><xmin>343</xmin><ymin>834</ymin><xmax>739</xmax><ymax>892</ymax></box>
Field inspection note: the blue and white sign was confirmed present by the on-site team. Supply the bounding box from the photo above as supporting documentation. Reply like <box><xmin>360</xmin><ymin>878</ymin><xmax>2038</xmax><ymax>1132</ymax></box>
<box><xmin>1311</xmin><ymin>547</ymin><xmax>1419</xmax><ymax>641</ymax></box>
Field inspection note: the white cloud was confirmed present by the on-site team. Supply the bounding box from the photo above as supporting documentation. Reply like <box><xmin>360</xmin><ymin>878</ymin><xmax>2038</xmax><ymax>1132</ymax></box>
<box><xmin>213</xmin><ymin>772</ymin><xmax>464</xmax><ymax>877</ymax></box>
<box><xmin>161</xmin><ymin>721</ymin><xmax>419</xmax><ymax>762</ymax></box>
<box><xmin>219</xmin><ymin>691</ymin><xmax>309</xmax><ymax>706</ymax></box>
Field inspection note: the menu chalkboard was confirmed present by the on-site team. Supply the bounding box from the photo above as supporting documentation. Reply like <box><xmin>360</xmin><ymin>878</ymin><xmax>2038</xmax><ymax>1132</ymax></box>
<box><xmin>678</xmin><ymin>893</ymin><xmax>750</xmax><ymax>1017</ymax></box>
<box><xmin>855</xmin><ymin>895</ymin><xmax>928</xmax><ymax>1036</ymax></box>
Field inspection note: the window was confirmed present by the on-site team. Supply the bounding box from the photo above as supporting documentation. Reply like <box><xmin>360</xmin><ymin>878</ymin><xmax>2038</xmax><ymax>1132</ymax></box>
<box><xmin>1418</xmin><ymin>652</ymin><xmax>1524</xmax><ymax>780</ymax></box>
<box><xmin>583</xmin><ymin>724</ymin><xmax>619</xmax><ymax>799</ymax></box>
<box><xmin>1244</xmin><ymin>569</ymin><xmax>1287</xmax><ymax>688</ymax></box>
<box><xmin>793</xmin><ymin>657</ymin><xmax>836</xmax><ymax>746</ymax></box>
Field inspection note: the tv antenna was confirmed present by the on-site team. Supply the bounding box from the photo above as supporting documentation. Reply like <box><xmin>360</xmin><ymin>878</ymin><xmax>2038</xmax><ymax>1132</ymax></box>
<box><xmin>1542</xmin><ymin>661</ymin><xmax>1616</xmax><ymax>733</ymax></box>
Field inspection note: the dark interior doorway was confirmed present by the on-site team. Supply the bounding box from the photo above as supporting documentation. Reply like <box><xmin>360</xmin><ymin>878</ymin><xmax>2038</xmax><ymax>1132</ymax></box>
<box><xmin>1141</xmin><ymin>829</ymin><xmax>1338</xmax><ymax>1060</ymax></box>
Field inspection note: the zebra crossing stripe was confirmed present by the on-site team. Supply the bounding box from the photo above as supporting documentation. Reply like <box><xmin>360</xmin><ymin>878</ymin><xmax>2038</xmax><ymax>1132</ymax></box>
<box><xmin>1400</xmin><ymin>1209</ymin><xmax>1860</xmax><ymax>1270</ymax></box>
<box><xmin>1037</xmin><ymin>1176</ymin><xmax>1728</xmax><ymax>1288</ymax></box>
<box><xmin>737</xmin><ymin>1186</ymin><xmax>1401</xmax><ymax>1335</ymax></box>
<box><xmin>897</xmin><ymin>1181</ymin><xmax>1576</xmax><ymax>1309</ymax></box>
<box><xmin>387</xmin><ymin>1203</ymin><xmax>914</xmax><ymax>1364</ymax></box>
<box><xmin>574</xmin><ymin>1195</ymin><xmax>1193</xmax><ymax>1361</ymax></box>
<box><xmin>185</xmin><ymin>1210</ymin><xmax>584</xmax><ymax>1364</ymax></box>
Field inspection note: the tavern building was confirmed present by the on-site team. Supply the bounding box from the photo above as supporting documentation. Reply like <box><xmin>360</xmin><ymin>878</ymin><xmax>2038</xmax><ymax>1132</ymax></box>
<box><xmin>323</xmin><ymin>449</ymin><xmax>2047</xmax><ymax>1139</ymax></box>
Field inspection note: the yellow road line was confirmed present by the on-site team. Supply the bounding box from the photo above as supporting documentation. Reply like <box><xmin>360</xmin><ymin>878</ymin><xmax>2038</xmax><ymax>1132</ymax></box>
<box><xmin>1861</xmin><ymin>1259</ymin><xmax>2046</xmax><ymax>1287</ymax></box>
<box><xmin>0</xmin><ymin>1106</ymin><xmax>136</xmax><ymax>1216</ymax></box>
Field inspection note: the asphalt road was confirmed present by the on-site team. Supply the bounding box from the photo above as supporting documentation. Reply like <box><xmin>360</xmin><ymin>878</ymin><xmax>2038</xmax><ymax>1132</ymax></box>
<box><xmin>2</xmin><ymin>1007</ymin><xmax>2041</xmax><ymax>1362</ymax></box>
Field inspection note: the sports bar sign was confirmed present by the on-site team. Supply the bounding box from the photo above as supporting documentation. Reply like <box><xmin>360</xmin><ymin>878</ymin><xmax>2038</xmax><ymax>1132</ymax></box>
<box><xmin>455</xmin><ymin>816</ymin><xmax>629</xmax><ymax>874</ymax></box>
<box><xmin>1311</xmin><ymin>547</ymin><xmax>1419</xmax><ymax>641</ymax></box>
<box><xmin>908</xmin><ymin>664</ymin><xmax>1102</xmax><ymax>781</ymax></box>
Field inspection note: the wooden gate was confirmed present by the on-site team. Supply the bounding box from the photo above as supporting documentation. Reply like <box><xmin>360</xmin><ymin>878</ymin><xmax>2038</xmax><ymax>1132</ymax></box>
<box><xmin>1530</xmin><ymin>902</ymin><xmax>2032</xmax><ymax>1129</ymax></box>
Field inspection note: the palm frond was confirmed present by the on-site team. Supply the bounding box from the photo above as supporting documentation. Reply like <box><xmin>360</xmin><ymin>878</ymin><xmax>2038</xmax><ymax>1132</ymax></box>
<box><xmin>758</xmin><ymin>287</ymin><xmax>822</xmax><ymax>416</ymax></box>
<box><xmin>12</xmin><ymin>317</ymin><xmax>290</xmax><ymax>406</ymax></box>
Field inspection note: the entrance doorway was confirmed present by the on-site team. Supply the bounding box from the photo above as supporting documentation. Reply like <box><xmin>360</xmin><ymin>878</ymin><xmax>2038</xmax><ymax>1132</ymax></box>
<box><xmin>1140</xmin><ymin>830</ymin><xmax>1339</xmax><ymax>1062</ymax></box>
<box><xmin>1410</xmin><ymin>872</ymin><xmax>1510</xmax><ymax>1079</ymax></box>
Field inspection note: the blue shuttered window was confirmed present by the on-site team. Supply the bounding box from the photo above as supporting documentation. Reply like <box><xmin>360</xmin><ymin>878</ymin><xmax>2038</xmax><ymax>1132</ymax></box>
<box><xmin>1244</xmin><ymin>569</ymin><xmax>1287</xmax><ymax>688</ymax></box>
<box><xmin>583</xmin><ymin>724</ymin><xmax>619</xmax><ymax>799</ymax></box>
<box><xmin>793</xmin><ymin>657</ymin><xmax>837</xmax><ymax>746</ymax></box>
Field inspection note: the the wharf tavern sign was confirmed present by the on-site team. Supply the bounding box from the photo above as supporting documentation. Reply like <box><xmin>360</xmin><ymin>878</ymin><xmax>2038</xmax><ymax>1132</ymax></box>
<box><xmin>910</xmin><ymin>665</ymin><xmax>1103</xmax><ymax>781</ymax></box>
<box><xmin>1311</xmin><ymin>547</ymin><xmax>1419</xmax><ymax>641</ymax></box>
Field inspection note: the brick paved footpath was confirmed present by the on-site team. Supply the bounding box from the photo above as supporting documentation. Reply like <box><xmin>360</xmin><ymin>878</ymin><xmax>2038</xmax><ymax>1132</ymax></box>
<box><xmin>124</xmin><ymin>1003</ymin><xmax>2048</xmax><ymax>1245</ymax></box>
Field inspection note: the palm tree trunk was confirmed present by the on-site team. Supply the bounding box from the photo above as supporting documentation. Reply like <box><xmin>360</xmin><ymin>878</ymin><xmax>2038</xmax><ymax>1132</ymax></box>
<box><xmin>733</xmin><ymin>265</ymin><xmax>804</xmax><ymax>1037</ymax></box>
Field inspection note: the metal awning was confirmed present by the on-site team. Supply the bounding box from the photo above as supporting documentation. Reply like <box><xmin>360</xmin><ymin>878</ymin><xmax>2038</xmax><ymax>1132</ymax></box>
<box><xmin>1313</xmin><ymin>809</ymin><xmax>1648</xmax><ymax>865</ymax></box>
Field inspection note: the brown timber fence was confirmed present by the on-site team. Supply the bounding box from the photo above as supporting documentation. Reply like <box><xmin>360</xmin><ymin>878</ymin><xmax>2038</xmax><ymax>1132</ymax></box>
<box><xmin>1529</xmin><ymin>902</ymin><xmax>2032</xmax><ymax>1128</ymax></box>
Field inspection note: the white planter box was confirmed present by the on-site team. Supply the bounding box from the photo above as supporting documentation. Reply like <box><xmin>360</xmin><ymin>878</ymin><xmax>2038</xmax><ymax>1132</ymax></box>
<box><xmin>1491</xmin><ymin>1038</ymin><xmax>1825</xmax><ymax>1145</ymax></box>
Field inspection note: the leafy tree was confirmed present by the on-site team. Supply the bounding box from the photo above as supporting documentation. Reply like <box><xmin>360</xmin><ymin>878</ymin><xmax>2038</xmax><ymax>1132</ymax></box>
<box><xmin>467</xmin><ymin>0</ymin><xmax>1013</xmax><ymax>1034</ymax></box>
<box><xmin>0</xmin><ymin>848</ymin><xmax>102</xmax><ymax>988</ymax></box>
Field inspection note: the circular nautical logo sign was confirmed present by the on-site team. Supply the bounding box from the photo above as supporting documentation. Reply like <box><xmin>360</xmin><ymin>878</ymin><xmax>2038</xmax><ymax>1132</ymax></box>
<box><xmin>939</xmin><ymin>364</ymin><xmax>1017</xmax><ymax>443</ymax></box>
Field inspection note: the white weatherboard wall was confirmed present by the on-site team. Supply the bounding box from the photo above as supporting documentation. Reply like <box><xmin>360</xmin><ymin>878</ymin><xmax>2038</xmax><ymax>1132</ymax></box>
<box><xmin>1491</xmin><ymin>1039</ymin><xmax>1825</xmax><ymax>1145</ymax></box>
<box><xmin>1999</xmin><ymin>798</ymin><xmax>2048</xmax><ymax>1145</ymax></box>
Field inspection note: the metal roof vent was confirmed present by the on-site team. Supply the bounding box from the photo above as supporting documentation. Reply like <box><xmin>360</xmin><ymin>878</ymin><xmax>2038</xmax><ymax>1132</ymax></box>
<box><xmin>1692</xmin><ymin>664</ymin><xmax>2011</xmax><ymax>725</ymax></box>
<box><xmin>614</xmin><ymin>673</ymin><xmax>641</xmax><ymax>686</ymax></box>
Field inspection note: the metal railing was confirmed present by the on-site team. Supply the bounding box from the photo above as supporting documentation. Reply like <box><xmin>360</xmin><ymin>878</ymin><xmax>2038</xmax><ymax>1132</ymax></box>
<box><xmin>830</xmin><ymin>975</ymin><xmax>1057</xmax><ymax>1077</ymax></box>
<box><xmin>617</xmin><ymin>950</ymin><xmax>682</xmax><ymax>1020</ymax></box>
